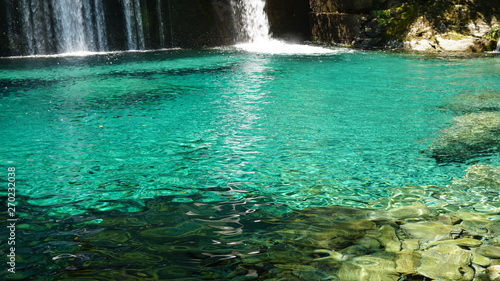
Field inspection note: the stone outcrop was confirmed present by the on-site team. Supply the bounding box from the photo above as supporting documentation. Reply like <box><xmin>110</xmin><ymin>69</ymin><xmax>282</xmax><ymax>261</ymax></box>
<box><xmin>308</xmin><ymin>0</ymin><xmax>500</xmax><ymax>52</ymax></box>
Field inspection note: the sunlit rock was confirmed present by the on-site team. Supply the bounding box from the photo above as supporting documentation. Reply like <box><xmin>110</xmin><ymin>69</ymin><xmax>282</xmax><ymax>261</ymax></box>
<box><xmin>472</xmin><ymin>248</ymin><xmax>492</xmax><ymax>267</ymax></box>
<box><xmin>400</xmin><ymin>221</ymin><xmax>454</xmax><ymax>241</ymax></box>
<box><xmin>488</xmin><ymin>265</ymin><xmax>500</xmax><ymax>281</ymax></box>
<box><xmin>425</xmin><ymin>238</ymin><xmax>483</xmax><ymax>249</ymax></box>
<box><xmin>478</xmin><ymin>246</ymin><xmax>500</xmax><ymax>259</ymax></box>
<box><xmin>387</xmin><ymin>202</ymin><xmax>437</xmax><ymax>220</ymax></box>
<box><xmin>337</xmin><ymin>255</ymin><xmax>399</xmax><ymax>281</ymax></box>
<box><xmin>395</xmin><ymin>250</ymin><xmax>421</xmax><ymax>275</ymax></box>
<box><xmin>418</xmin><ymin>244</ymin><xmax>474</xmax><ymax>281</ymax></box>
<box><xmin>375</xmin><ymin>225</ymin><xmax>401</xmax><ymax>253</ymax></box>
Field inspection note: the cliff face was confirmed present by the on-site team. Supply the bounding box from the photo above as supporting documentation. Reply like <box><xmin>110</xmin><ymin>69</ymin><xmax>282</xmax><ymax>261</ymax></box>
<box><xmin>309</xmin><ymin>0</ymin><xmax>500</xmax><ymax>52</ymax></box>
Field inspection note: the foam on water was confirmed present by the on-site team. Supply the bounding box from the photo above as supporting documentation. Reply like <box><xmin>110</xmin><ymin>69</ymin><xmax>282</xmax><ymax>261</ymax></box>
<box><xmin>235</xmin><ymin>39</ymin><xmax>339</xmax><ymax>55</ymax></box>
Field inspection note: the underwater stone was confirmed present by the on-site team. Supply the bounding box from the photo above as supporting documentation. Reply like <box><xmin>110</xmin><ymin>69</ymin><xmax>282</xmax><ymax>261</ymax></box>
<box><xmin>387</xmin><ymin>202</ymin><xmax>436</xmax><ymax>220</ymax></box>
<box><xmin>444</xmin><ymin>91</ymin><xmax>500</xmax><ymax>113</ymax></box>
<box><xmin>436</xmin><ymin>214</ymin><xmax>462</xmax><ymax>225</ymax></box>
<box><xmin>478</xmin><ymin>246</ymin><xmax>500</xmax><ymax>259</ymax></box>
<box><xmin>401</xmin><ymin>239</ymin><xmax>420</xmax><ymax>251</ymax></box>
<box><xmin>450</xmin><ymin>165</ymin><xmax>500</xmax><ymax>189</ymax></box>
<box><xmin>427</xmin><ymin>112</ymin><xmax>500</xmax><ymax>162</ymax></box>
<box><xmin>355</xmin><ymin>237</ymin><xmax>381</xmax><ymax>251</ymax></box>
<box><xmin>425</xmin><ymin>238</ymin><xmax>483</xmax><ymax>249</ymax></box>
<box><xmin>376</xmin><ymin>225</ymin><xmax>401</xmax><ymax>253</ymax></box>
<box><xmin>401</xmin><ymin>222</ymin><xmax>454</xmax><ymax>241</ymax></box>
<box><xmin>488</xmin><ymin>265</ymin><xmax>500</xmax><ymax>281</ymax></box>
<box><xmin>395</xmin><ymin>250</ymin><xmax>421</xmax><ymax>274</ymax></box>
<box><xmin>418</xmin><ymin>244</ymin><xmax>474</xmax><ymax>281</ymax></box>
<box><xmin>473</xmin><ymin>248</ymin><xmax>492</xmax><ymax>267</ymax></box>
<box><xmin>337</xmin><ymin>255</ymin><xmax>399</xmax><ymax>281</ymax></box>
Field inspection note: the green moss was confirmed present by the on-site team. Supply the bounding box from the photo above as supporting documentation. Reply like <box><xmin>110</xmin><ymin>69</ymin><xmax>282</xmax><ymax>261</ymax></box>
<box><xmin>385</xmin><ymin>3</ymin><xmax>420</xmax><ymax>40</ymax></box>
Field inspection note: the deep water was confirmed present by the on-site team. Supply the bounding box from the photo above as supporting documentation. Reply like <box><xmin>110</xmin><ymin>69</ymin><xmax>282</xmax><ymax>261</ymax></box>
<box><xmin>0</xmin><ymin>49</ymin><xmax>499</xmax><ymax>280</ymax></box>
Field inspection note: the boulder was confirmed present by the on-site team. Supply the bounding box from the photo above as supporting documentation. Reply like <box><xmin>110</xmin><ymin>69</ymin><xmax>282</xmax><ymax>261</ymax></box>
<box><xmin>418</xmin><ymin>244</ymin><xmax>474</xmax><ymax>281</ymax></box>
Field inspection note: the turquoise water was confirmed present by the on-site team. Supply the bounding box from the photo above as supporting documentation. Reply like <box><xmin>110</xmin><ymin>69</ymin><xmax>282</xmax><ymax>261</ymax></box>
<box><xmin>1</xmin><ymin>49</ymin><xmax>500</xmax><ymax>279</ymax></box>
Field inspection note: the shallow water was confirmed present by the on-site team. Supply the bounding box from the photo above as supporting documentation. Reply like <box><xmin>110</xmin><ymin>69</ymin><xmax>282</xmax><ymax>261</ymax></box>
<box><xmin>1</xmin><ymin>48</ymin><xmax>499</xmax><ymax>279</ymax></box>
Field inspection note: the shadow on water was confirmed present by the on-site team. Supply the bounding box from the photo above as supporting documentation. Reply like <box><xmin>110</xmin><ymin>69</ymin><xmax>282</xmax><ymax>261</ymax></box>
<box><xmin>1</xmin><ymin>193</ymin><xmax>396</xmax><ymax>280</ymax></box>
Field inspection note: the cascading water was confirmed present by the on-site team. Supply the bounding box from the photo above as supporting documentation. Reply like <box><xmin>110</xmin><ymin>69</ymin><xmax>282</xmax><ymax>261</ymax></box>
<box><xmin>232</xmin><ymin>0</ymin><xmax>271</xmax><ymax>43</ymax></box>
<box><xmin>122</xmin><ymin>0</ymin><xmax>146</xmax><ymax>50</ymax></box>
<box><xmin>231</xmin><ymin>0</ymin><xmax>334</xmax><ymax>54</ymax></box>
<box><xmin>15</xmin><ymin>0</ymin><xmax>108</xmax><ymax>55</ymax></box>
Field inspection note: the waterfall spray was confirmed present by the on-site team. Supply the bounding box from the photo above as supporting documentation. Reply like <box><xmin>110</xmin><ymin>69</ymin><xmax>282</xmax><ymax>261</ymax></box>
<box><xmin>231</xmin><ymin>0</ymin><xmax>334</xmax><ymax>54</ymax></box>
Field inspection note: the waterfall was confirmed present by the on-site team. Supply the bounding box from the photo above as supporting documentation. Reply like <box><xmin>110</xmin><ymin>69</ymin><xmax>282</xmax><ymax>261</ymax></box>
<box><xmin>231</xmin><ymin>0</ymin><xmax>334</xmax><ymax>54</ymax></box>
<box><xmin>51</xmin><ymin>0</ymin><xmax>87</xmax><ymax>53</ymax></box>
<box><xmin>496</xmin><ymin>40</ymin><xmax>500</xmax><ymax>52</ymax></box>
<box><xmin>122</xmin><ymin>0</ymin><xmax>145</xmax><ymax>50</ymax></box>
<box><xmin>156</xmin><ymin>0</ymin><xmax>166</xmax><ymax>47</ymax></box>
<box><xmin>16</xmin><ymin>0</ymin><xmax>108</xmax><ymax>55</ymax></box>
<box><xmin>232</xmin><ymin>0</ymin><xmax>271</xmax><ymax>43</ymax></box>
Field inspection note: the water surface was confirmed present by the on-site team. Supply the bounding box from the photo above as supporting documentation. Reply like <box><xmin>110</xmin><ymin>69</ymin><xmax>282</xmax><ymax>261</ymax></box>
<box><xmin>1</xmin><ymin>49</ymin><xmax>499</xmax><ymax>279</ymax></box>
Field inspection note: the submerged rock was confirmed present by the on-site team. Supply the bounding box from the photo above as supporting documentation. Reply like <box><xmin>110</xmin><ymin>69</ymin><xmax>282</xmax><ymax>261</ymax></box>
<box><xmin>425</xmin><ymin>238</ymin><xmax>483</xmax><ymax>249</ymax></box>
<box><xmin>444</xmin><ymin>91</ymin><xmax>500</xmax><ymax>113</ymax></box>
<box><xmin>395</xmin><ymin>250</ymin><xmax>421</xmax><ymax>275</ymax></box>
<box><xmin>400</xmin><ymin>221</ymin><xmax>454</xmax><ymax>241</ymax></box>
<box><xmin>387</xmin><ymin>202</ymin><xmax>436</xmax><ymax>220</ymax></box>
<box><xmin>427</xmin><ymin>112</ymin><xmax>500</xmax><ymax>162</ymax></box>
<box><xmin>418</xmin><ymin>244</ymin><xmax>474</xmax><ymax>281</ymax></box>
<box><xmin>489</xmin><ymin>265</ymin><xmax>500</xmax><ymax>281</ymax></box>
<box><xmin>375</xmin><ymin>225</ymin><xmax>401</xmax><ymax>252</ymax></box>
<box><xmin>478</xmin><ymin>246</ymin><xmax>500</xmax><ymax>259</ymax></box>
<box><xmin>337</xmin><ymin>255</ymin><xmax>399</xmax><ymax>281</ymax></box>
<box><xmin>449</xmin><ymin>165</ymin><xmax>500</xmax><ymax>189</ymax></box>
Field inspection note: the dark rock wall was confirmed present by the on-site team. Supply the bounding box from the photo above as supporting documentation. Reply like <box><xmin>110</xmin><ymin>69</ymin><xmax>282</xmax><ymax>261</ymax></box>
<box><xmin>0</xmin><ymin>0</ymin><xmax>236</xmax><ymax>56</ymax></box>
<box><xmin>266</xmin><ymin>0</ymin><xmax>311</xmax><ymax>42</ymax></box>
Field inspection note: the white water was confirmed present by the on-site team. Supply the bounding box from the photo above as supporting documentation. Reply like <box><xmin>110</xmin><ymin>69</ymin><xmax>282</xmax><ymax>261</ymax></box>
<box><xmin>122</xmin><ymin>0</ymin><xmax>146</xmax><ymax>50</ymax></box>
<box><xmin>232</xmin><ymin>0</ymin><xmax>335</xmax><ymax>54</ymax></box>
<box><xmin>496</xmin><ymin>40</ymin><xmax>500</xmax><ymax>52</ymax></box>
<box><xmin>17</xmin><ymin>0</ymin><xmax>108</xmax><ymax>55</ymax></box>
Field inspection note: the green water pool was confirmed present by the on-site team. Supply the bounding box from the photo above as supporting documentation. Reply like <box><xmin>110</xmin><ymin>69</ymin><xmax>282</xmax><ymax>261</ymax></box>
<box><xmin>1</xmin><ymin>48</ymin><xmax>499</xmax><ymax>279</ymax></box>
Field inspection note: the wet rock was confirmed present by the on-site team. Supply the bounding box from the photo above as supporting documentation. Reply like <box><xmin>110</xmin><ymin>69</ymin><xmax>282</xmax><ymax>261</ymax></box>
<box><xmin>401</xmin><ymin>239</ymin><xmax>420</xmax><ymax>251</ymax></box>
<box><xmin>478</xmin><ymin>246</ymin><xmax>500</xmax><ymax>259</ymax></box>
<box><xmin>427</xmin><ymin>113</ymin><xmax>500</xmax><ymax>162</ymax></box>
<box><xmin>488</xmin><ymin>265</ymin><xmax>500</xmax><ymax>281</ymax></box>
<box><xmin>355</xmin><ymin>237</ymin><xmax>381</xmax><ymax>251</ymax></box>
<box><xmin>401</xmin><ymin>221</ymin><xmax>454</xmax><ymax>241</ymax></box>
<box><xmin>337</xmin><ymin>255</ymin><xmax>399</xmax><ymax>281</ymax></box>
<box><xmin>418</xmin><ymin>243</ymin><xmax>474</xmax><ymax>281</ymax></box>
<box><xmin>472</xmin><ymin>248</ymin><xmax>492</xmax><ymax>267</ymax></box>
<box><xmin>387</xmin><ymin>202</ymin><xmax>437</xmax><ymax>220</ymax></box>
<box><xmin>425</xmin><ymin>238</ymin><xmax>483</xmax><ymax>249</ymax></box>
<box><xmin>436</xmin><ymin>214</ymin><xmax>462</xmax><ymax>225</ymax></box>
<box><xmin>375</xmin><ymin>225</ymin><xmax>401</xmax><ymax>252</ymax></box>
<box><xmin>395</xmin><ymin>250</ymin><xmax>421</xmax><ymax>275</ymax></box>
